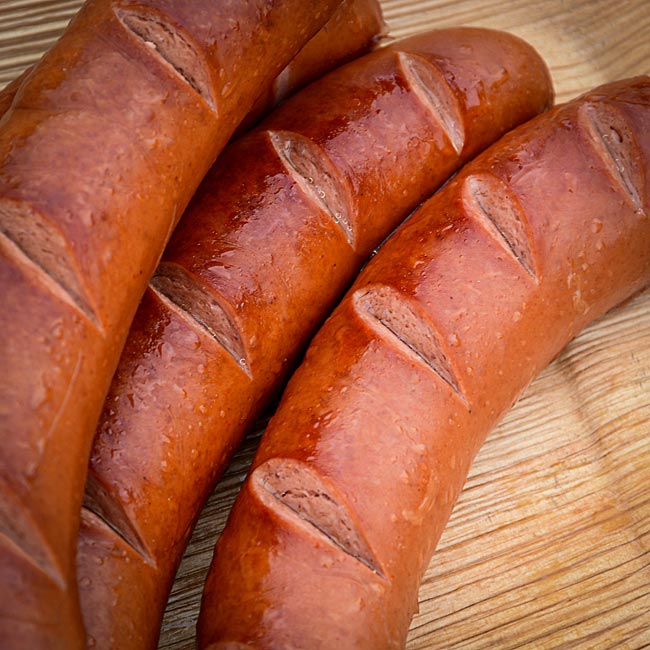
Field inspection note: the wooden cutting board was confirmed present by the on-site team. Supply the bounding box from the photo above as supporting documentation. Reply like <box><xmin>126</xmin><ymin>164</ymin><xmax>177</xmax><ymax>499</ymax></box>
<box><xmin>1</xmin><ymin>1</ymin><xmax>649</xmax><ymax>648</ymax></box>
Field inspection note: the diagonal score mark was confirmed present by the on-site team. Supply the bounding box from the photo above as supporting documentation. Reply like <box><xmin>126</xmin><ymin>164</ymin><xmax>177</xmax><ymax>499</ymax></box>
<box><xmin>353</xmin><ymin>284</ymin><xmax>468</xmax><ymax>404</ymax></box>
<box><xmin>117</xmin><ymin>7</ymin><xmax>217</xmax><ymax>113</ymax></box>
<box><xmin>579</xmin><ymin>101</ymin><xmax>645</xmax><ymax>214</ymax></box>
<box><xmin>463</xmin><ymin>173</ymin><xmax>538</xmax><ymax>281</ymax></box>
<box><xmin>396</xmin><ymin>50</ymin><xmax>465</xmax><ymax>155</ymax></box>
<box><xmin>0</xmin><ymin>201</ymin><xmax>99</xmax><ymax>326</ymax></box>
<box><xmin>268</xmin><ymin>129</ymin><xmax>355</xmax><ymax>246</ymax></box>
<box><xmin>252</xmin><ymin>458</ymin><xmax>385</xmax><ymax>578</ymax></box>
<box><xmin>150</xmin><ymin>262</ymin><xmax>251</xmax><ymax>377</ymax></box>
<box><xmin>82</xmin><ymin>473</ymin><xmax>153</xmax><ymax>565</ymax></box>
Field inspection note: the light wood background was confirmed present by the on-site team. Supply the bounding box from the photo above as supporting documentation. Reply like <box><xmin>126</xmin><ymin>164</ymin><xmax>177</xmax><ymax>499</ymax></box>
<box><xmin>1</xmin><ymin>1</ymin><xmax>649</xmax><ymax>648</ymax></box>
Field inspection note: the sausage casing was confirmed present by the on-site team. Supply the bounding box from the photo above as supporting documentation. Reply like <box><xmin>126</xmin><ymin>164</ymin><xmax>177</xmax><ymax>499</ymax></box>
<box><xmin>198</xmin><ymin>76</ymin><xmax>650</xmax><ymax>650</ymax></box>
<box><xmin>77</xmin><ymin>27</ymin><xmax>553</xmax><ymax>649</ymax></box>
<box><xmin>0</xmin><ymin>1</ymin><xmax>341</xmax><ymax>646</ymax></box>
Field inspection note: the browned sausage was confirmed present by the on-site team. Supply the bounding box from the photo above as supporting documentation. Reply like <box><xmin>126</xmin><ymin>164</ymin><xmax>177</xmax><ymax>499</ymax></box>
<box><xmin>237</xmin><ymin>0</ymin><xmax>386</xmax><ymax>134</ymax></box>
<box><xmin>198</xmin><ymin>75</ymin><xmax>650</xmax><ymax>650</ymax></box>
<box><xmin>0</xmin><ymin>1</ymin><xmax>342</xmax><ymax>647</ymax></box>
<box><xmin>0</xmin><ymin>70</ymin><xmax>27</xmax><ymax>116</ymax></box>
<box><xmin>76</xmin><ymin>27</ymin><xmax>553</xmax><ymax>650</ymax></box>
<box><xmin>0</xmin><ymin>0</ymin><xmax>385</xmax><ymax>137</ymax></box>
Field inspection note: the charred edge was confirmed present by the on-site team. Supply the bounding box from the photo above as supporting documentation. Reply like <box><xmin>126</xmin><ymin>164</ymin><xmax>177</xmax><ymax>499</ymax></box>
<box><xmin>581</xmin><ymin>102</ymin><xmax>644</xmax><ymax>213</ymax></box>
<box><xmin>117</xmin><ymin>8</ymin><xmax>217</xmax><ymax>112</ymax></box>
<box><xmin>268</xmin><ymin>130</ymin><xmax>355</xmax><ymax>246</ymax></box>
<box><xmin>83</xmin><ymin>474</ymin><xmax>153</xmax><ymax>564</ymax></box>
<box><xmin>253</xmin><ymin>459</ymin><xmax>385</xmax><ymax>578</ymax></box>
<box><xmin>0</xmin><ymin>477</ymin><xmax>66</xmax><ymax>588</ymax></box>
<box><xmin>354</xmin><ymin>285</ymin><xmax>467</xmax><ymax>401</ymax></box>
<box><xmin>464</xmin><ymin>174</ymin><xmax>538</xmax><ymax>280</ymax></box>
<box><xmin>397</xmin><ymin>51</ymin><xmax>465</xmax><ymax>155</ymax></box>
<box><xmin>151</xmin><ymin>263</ymin><xmax>251</xmax><ymax>376</ymax></box>
<box><xmin>0</xmin><ymin>202</ymin><xmax>99</xmax><ymax>326</ymax></box>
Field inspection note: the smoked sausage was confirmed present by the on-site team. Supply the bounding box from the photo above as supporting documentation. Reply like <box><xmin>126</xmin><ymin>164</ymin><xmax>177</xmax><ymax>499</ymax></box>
<box><xmin>198</xmin><ymin>76</ymin><xmax>650</xmax><ymax>650</ymax></box>
<box><xmin>237</xmin><ymin>0</ymin><xmax>386</xmax><ymax>134</ymax></box>
<box><xmin>77</xmin><ymin>27</ymin><xmax>553</xmax><ymax>649</ymax></box>
<box><xmin>0</xmin><ymin>0</ymin><xmax>385</xmax><ymax>136</ymax></box>
<box><xmin>0</xmin><ymin>1</ymin><xmax>342</xmax><ymax>647</ymax></box>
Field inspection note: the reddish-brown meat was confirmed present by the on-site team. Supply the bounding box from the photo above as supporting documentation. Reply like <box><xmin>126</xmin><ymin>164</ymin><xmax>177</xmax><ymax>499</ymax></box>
<box><xmin>0</xmin><ymin>1</ymin><xmax>342</xmax><ymax>647</ymax></box>
<box><xmin>0</xmin><ymin>0</ymin><xmax>385</xmax><ymax>137</ymax></box>
<box><xmin>77</xmin><ymin>27</ymin><xmax>553</xmax><ymax>650</ymax></box>
<box><xmin>198</xmin><ymin>76</ymin><xmax>650</xmax><ymax>650</ymax></box>
<box><xmin>238</xmin><ymin>0</ymin><xmax>386</xmax><ymax>134</ymax></box>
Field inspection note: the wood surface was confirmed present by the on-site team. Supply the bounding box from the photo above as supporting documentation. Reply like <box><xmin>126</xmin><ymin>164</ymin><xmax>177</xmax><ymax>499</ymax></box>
<box><xmin>1</xmin><ymin>1</ymin><xmax>649</xmax><ymax>648</ymax></box>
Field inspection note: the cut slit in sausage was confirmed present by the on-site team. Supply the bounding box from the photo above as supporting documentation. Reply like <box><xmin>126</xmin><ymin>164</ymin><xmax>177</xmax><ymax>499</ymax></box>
<box><xmin>0</xmin><ymin>200</ymin><xmax>97</xmax><ymax>324</ymax></box>
<box><xmin>268</xmin><ymin>130</ymin><xmax>354</xmax><ymax>246</ymax></box>
<box><xmin>117</xmin><ymin>8</ymin><xmax>217</xmax><ymax>113</ymax></box>
<box><xmin>353</xmin><ymin>284</ymin><xmax>467</xmax><ymax>402</ymax></box>
<box><xmin>150</xmin><ymin>263</ymin><xmax>251</xmax><ymax>376</ymax></box>
<box><xmin>252</xmin><ymin>458</ymin><xmax>384</xmax><ymax>577</ymax></box>
<box><xmin>396</xmin><ymin>51</ymin><xmax>465</xmax><ymax>155</ymax></box>
<box><xmin>463</xmin><ymin>173</ymin><xmax>538</xmax><ymax>279</ymax></box>
<box><xmin>83</xmin><ymin>473</ymin><xmax>151</xmax><ymax>564</ymax></box>
<box><xmin>579</xmin><ymin>101</ymin><xmax>645</xmax><ymax>213</ymax></box>
<box><xmin>0</xmin><ymin>477</ymin><xmax>64</xmax><ymax>588</ymax></box>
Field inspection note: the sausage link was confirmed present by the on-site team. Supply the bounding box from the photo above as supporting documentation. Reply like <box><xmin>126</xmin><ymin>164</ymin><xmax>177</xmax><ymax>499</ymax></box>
<box><xmin>198</xmin><ymin>76</ymin><xmax>650</xmax><ymax>650</ymax></box>
<box><xmin>0</xmin><ymin>1</ymin><xmax>341</xmax><ymax>647</ymax></box>
<box><xmin>237</xmin><ymin>0</ymin><xmax>386</xmax><ymax>134</ymax></box>
<box><xmin>0</xmin><ymin>69</ymin><xmax>28</xmax><ymax>117</ymax></box>
<box><xmin>76</xmin><ymin>27</ymin><xmax>553</xmax><ymax>649</ymax></box>
<box><xmin>0</xmin><ymin>0</ymin><xmax>385</xmax><ymax>137</ymax></box>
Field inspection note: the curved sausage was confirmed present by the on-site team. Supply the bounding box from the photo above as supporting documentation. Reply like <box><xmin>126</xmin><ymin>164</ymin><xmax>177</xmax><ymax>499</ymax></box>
<box><xmin>0</xmin><ymin>0</ymin><xmax>385</xmax><ymax>136</ymax></box>
<box><xmin>76</xmin><ymin>27</ymin><xmax>553</xmax><ymax>650</ymax></box>
<box><xmin>237</xmin><ymin>0</ymin><xmax>386</xmax><ymax>134</ymax></box>
<box><xmin>198</xmin><ymin>76</ymin><xmax>650</xmax><ymax>650</ymax></box>
<box><xmin>0</xmin><ymin>1</ymin><xmax>342</xmax><ymax>647</ymax></box>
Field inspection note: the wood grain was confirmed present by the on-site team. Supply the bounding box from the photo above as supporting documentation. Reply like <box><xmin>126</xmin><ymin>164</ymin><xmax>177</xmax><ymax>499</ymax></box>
<box><xmin>1</xmin><ymin>1</ymin><xmax>649</xmax><ymax>649</ymax></box>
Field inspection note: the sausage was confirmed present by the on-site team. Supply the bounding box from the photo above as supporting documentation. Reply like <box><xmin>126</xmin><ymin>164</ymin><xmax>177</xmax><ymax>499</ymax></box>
<box><xmin>0</xmin><ymin>1</ymin><xmax>342</xmax><ymax>647</ymax></box>
<box><xmin>0</xmin><ymin>4</ymin><xmax>381</xmax><ymax>647</ymax></box>
<box><xmin>0</xmin><ymin>0</ymin><xmax>385</xmax><ymax>136</ymax></box>
<box><xmin>0</xmin><ymin>70</ymin><xmax>27</xmax><ymax>117</ymax></box>
<box><xmin>76</xmin><ymin>27</ymin><xmax>553</xmax><ymax>650</ymax></box>
<box><xmin>237</xmin><ymin>0</ymin><xmax>386</xmax><ymax>134</ymax></box>
<box><xmin>198</xmin><ymin>76</ymin><xmax>650</xmax><ymax>649</ymax></box>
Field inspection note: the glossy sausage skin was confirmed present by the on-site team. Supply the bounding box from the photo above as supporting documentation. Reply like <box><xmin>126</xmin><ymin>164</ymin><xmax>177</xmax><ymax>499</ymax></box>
<box><xmin>77</xmin><ymin>28</ymin><xmax>553</xmax><ymax>650</ymax></box>
<box><xmin>198</xmin><ymin>76</ymin><xmax>650</xmax><ymax>650</ymax></box>
<box><xmin>237</xmin><ymin>0</ymin><xmax>386</xmax><ymax>134</ymax></box>
<box><xmin>0</xmin><ymin>0</ymin><xmax>384</xmax><ymax>137</ymax></box>
<box><xmin>0</xmin><ymin>1</ymin><xmax>341</xmax><ymax>647</ymax></box>
<box><xmin>77</xmin><ymin>3</ymin><xmax>385</xmax><ymax>647</ymax></box>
